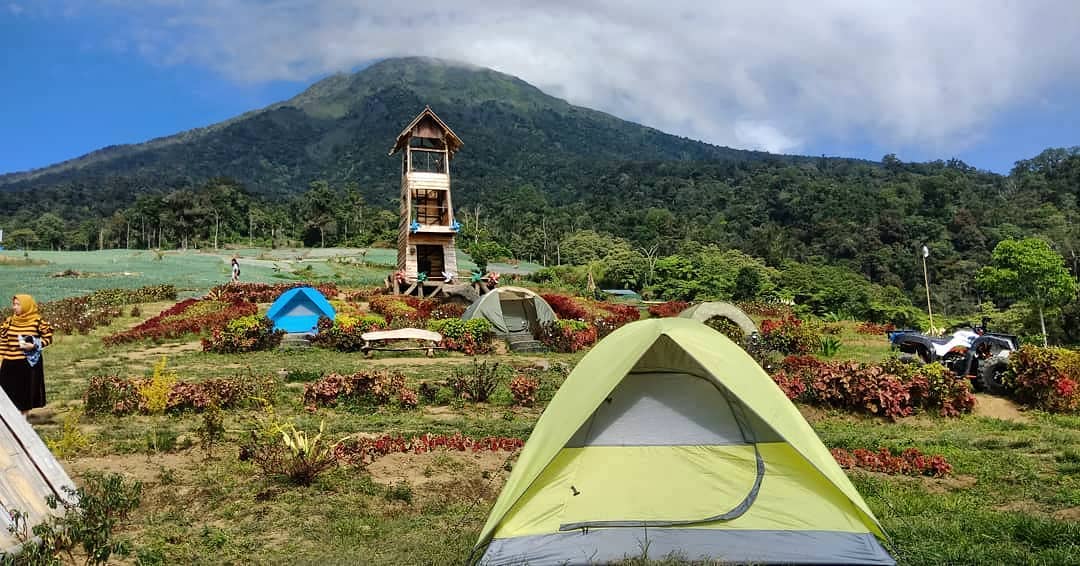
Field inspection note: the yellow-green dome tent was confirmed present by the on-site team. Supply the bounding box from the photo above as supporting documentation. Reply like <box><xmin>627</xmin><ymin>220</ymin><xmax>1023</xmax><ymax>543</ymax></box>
<box><xmin>472</xmin><ymin>318</ymin><xmax>893</xmax><ymax>565</ymax></box>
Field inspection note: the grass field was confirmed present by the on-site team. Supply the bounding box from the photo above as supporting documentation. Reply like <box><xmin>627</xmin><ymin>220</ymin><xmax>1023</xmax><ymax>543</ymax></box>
<box><xmin>17</xmin><ymin>300</ymin><xmax>1077</xmax><ymax>566</ymax></box>
<box><xmin>0</xmin><ymin>249</ymin><xmax>542</xmax><ymax>303</ymax></box>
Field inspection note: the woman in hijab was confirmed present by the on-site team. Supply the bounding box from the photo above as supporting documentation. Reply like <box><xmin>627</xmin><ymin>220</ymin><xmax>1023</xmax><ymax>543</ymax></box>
<box><xmin>0</xmin><ymin>295</ymin><xmax>53</xmax><ymax>416</ymax></box>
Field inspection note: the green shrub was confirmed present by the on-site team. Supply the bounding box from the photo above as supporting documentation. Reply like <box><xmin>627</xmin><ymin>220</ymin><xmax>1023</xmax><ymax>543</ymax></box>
<box><xmin>1</xmin><ymin>472</ymin><xmax>143</xmax><ymax>566</ymax></box>
<box><xmin>202</xmin><ymin>315</ymin><xmax>285</xmax><ymax>354</ymax></box>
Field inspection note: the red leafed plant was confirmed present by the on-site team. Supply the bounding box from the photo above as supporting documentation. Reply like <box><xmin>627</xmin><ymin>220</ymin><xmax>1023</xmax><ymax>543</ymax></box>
<box><xmin>1007</xmin><ymin>346</ymin><xmax>1080</xmax><ymax>413</ymax></box>
<box><xmin>541</xmin><ymin>294</ymin><xmax>639</xmax><ymax>338</ymax></box>
<box><xmin>208</xmin><ymin>282</ymin><xmax>339</xmax><ymax>304</ymax></box>
<box><xmin>333</xmin><ymin>433</ymin><xmax>524</xmax><ymax>469</ymax></box>
<box><xmin>509</xmin><ymin>376</ymin><xmax>539</xmax><ymax>407</ymax></box>
<box><xmin>647</xmin><ymin>301</ymin><xmax>690</xmax><ymax>318</ymax></box>
<box><xmin>770</xmin><ymin>355</ymin><xmax>975</xmax><ymax>420</ymax></box>
<box><xmin>103</xmin><ymin>299</ymin><xmax>257</xmax><ymax>345</ymax></box>
<box><xmin>302</xmin><ymin>370</ymin><xmax>417</xmax><ymax>411</ymax></box>
<box><xmin>856</xmin><ymin>321</ymin><xmax>897</xmax><ymax>335</ymax></box>
<box><xmin>830</xmin><ymin>447</ymin><xmax>952</xmax><ymax>477</ymax></box>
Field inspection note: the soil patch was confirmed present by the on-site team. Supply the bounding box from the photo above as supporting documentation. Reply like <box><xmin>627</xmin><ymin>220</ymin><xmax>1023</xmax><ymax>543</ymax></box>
<box><xmin>1052</xmin><ymin>507</ymin><xmax>1080</xmax><ymax>521</ymax></box>
<box><xmin>125</xmin><ymin>341</ymin><xmax>204</xmax><ymax>360</ymax></box>
<box><xmin>366</xmin><ymin>451</ymin><xmax>512</xmax><ymax>502</ymax></box>
<box><xmin>423</xmin><ymin>406</ymin><xmax>463</xmax><ymax>422</ymax></box>
<box><xmin>921</xmin><ymin>474</ymin><xmax>977</xmax><ymax>494</ymax></box>
<box><xmin>973</xmin><ymin>394</ymin><xmax>1030</xmax><ymax>423</ymax></box>
<box><xmin>65</xmin><ymin>450</ymin><xmax>197</xmax><ymax>485</ymax></box>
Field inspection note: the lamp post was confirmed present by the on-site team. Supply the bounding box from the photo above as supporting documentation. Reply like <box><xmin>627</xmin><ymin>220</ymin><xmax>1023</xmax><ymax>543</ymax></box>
<box><xmin>922</xmin><ymin>244</ymin><xmax>935</xmax><ymax>334</ymax></box>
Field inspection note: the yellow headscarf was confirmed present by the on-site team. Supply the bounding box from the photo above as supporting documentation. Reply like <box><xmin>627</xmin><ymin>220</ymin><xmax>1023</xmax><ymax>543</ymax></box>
<box><xmin>11</xmin><ymin>294</ymin><xmax>40</xmax><ymax>327</ymax></box>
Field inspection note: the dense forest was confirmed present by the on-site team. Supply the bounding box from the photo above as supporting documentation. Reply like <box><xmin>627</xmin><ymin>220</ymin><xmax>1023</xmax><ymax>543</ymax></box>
<box><xmin>2</xmin><ymin>58</ymin><xmax>1078</xmax><ymax>342</ymax></box>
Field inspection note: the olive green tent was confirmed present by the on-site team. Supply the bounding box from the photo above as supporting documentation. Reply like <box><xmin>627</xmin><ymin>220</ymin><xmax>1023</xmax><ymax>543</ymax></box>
<box><xmin>473</xmin><ymin>318</ymin><xmax>893</xmax><ymax>565</ymax></box>
<box><xmin>462</xmin><ymin>287</ymin><xmax>557</xmax><ymax>335</ymax></box>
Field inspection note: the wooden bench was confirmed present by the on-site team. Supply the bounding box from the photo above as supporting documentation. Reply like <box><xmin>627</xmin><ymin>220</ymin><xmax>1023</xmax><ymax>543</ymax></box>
<box><xmin>360</xmin><ymin>328</ymin><xmax>444</xmax><ymax>358</ymax></box>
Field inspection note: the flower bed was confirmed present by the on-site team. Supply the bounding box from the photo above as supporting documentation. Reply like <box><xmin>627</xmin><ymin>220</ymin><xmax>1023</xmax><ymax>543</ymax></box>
<box><xmin>302</xmin><ymin>370</ymin><xmax>417</xmax><ymax>411</ymax></box>
<box><xmin>14</xmin><ymin>285</ymin><xmax>179</xmax><ymax>335</ymax></box>
<box><xmin>84</xmin><ymin>371</ymin><xmax>279</xmax><ymax>415</ymax></box>
<box><xmin>1007</xmin><ymin>346</ymin><xmax>1080</xmax><ymax>413</ymax></box>
<box><xmin>538</xmin><ymin>320</ymin><xmax>598</xmax><ymax>353</ymax></box>
<box><xmin>647</xmin><ymin>301</ymin><xmax>690</xmax><ymax>318</ymax></box>
<box><xmin>856</xmin><ymin>321</ymin><xmax>897</xmax><ymax>335</ymax></box>
<box><xmin>208</xmin><ymin>282</ymin><xmax>339</xmax><ymax>303</ymax></box>
<box><xmin>771</xmin><ymin>355</ymin><xmax>975</xmax><ymax>419</ymax></box>
<box><xmin>368</xmin><ymin>294</ymin><xmax>442</xmax><ymax>325</ymax></box>
<box><xmin>103</xmin><ymin>299</ymin><xmax>257</xmax><ymax>345</ymax></box>
<box><xmin>760</xmin><ymin>316</ymin><xmax>820</xmax><ymax>355</ymax></box>
<box><xmin>427</xmin><ymin>318</ymin><xmax>494</xmax><ymax>354</ymax></box>
<box><xmin>310</xmin><ymin>315</ymin><xmax>387</xmax><ymax>352</ymax></box>
<box><xmin>202</xmin><ymin>315</ymin><xmax>285</xmax><ymax>353</ymax></box>
<box><xmin>334</xmin><ymin>433</ymin><xmax>524</xmax><ymax>468</ymax></box>
<box><xmin>831</xmin><ymin>447</ymin><xmax>952</xmax><ymax>477</ymax></box>
<box><xmin>541</xmin><ymin>293</ymin><xmax>639</xmax><ymax>338</ymax></box>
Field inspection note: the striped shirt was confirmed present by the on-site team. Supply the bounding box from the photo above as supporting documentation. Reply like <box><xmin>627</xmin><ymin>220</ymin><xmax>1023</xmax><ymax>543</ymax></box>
<box><xmin>0</xmin><ymin>317</ymin><xmax>53</xmax><ymax>361</ymax></box>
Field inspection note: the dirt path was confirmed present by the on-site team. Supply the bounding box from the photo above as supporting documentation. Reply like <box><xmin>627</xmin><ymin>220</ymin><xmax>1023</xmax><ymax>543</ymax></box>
<box><xmin>973</xmin><ymin>394</ymin><xmax>1030</xmax><ymax>423</ymax></box>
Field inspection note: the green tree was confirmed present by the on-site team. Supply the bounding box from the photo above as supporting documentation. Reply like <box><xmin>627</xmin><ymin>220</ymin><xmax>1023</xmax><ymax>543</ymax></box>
<box><xmin>466</xmin><ymin>240</ymin><xmax>511</xmax><ymax>274</ymax></box>
<box><xmin>976</xmin><ymin>238</ymin><xmax>1078</xmax><ymax>346</ymax></box>
<box><xmin>35</xmin><ymin>213</ymin><xmax>66</xmax><ymax>250</ymax></box>
<box><xmin>559</xmin><ymin>230</ymin><xmax>614</xmax><ymax>265</ymax></box>
<box><xmin>8</xmin><ymin>228</ymin><xmax>38</xmax><ymax>255</ymax></box>
<box><xmin>302</xmin><ymin>180</ymin><xmax>338</xmax><ymax>247</ymax></box>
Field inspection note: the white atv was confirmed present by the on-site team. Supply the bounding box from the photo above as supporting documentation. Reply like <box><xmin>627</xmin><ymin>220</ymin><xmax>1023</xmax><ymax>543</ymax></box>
<box><xmin>886</xmin><ymin>318</ymin><xmax>1018</xmax><ymax>394</ymax></box>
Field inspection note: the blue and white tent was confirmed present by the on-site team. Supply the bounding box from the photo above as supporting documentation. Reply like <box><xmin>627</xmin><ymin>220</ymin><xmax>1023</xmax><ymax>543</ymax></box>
<box><xmin>266</xmin><ymin>287</ymin><xmax>336</xmax><ymax>333</ymax></box>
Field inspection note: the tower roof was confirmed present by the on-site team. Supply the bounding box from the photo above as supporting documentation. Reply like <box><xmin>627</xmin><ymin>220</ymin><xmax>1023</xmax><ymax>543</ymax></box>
<box><xmin>388</xmin><ymin>106</ymin><xmax>463</xmax><ymax>157</ymax></box>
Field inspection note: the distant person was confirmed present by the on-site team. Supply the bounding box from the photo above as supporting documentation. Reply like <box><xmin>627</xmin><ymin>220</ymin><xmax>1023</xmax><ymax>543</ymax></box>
<box><xmin>0</xmin><ymin>295</ymin><xmax>53</xmax><ymax>417</ymax></box>
<box><xmin>231</xmin><ymin>258</ymin><xmax>241</xmax><ymax>283</ymax></box>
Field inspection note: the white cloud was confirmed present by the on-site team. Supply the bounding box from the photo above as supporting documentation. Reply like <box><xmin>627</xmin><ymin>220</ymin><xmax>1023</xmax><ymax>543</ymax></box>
<box><xmin>83</xmin><ymin>1</ymin><xmax>1080</xmax><ymax>156</ymax></box>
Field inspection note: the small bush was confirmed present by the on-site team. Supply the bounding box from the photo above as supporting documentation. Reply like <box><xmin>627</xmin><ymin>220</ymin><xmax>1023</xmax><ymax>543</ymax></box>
<box><xmin>819</xmin><ymin>335</ymin><xmax>842</xmax><ymax>357</ymax></box>
<box><xmin>450</xmin><ymin>359</ymin><xmax>507</xmax><ymax>402</ymax></box>
<box><xmin>84</xmin><ymin>370</ymin><xmax>279</xmax><ymax>416</ymax></box>
<box><xmin>384</xmin><ymin>481</ymin><xmax>413</xmax><ymax>504</ymax></box>
<box><xmin>2</xmin><ymin>473</ymin><xmax>142</xmax><ymax>566</ymax></box>
<box><xmin>538</xmin><ymin>320</ymin><xmax>597</xmax><ymax>353</ymax></box>
<box><xmin>197</xmin><ymin>403</ymin><xmax>226</xmax><ymax>458</ymax></box>
<box><xmin>771</xmin><ymin>355</ymin><xmax>975</xmax><ymax>419</ymax></box>
<box><xmin>1008</xmin><ymin>346</ymin><xmax>1080</xmax><ymax>413</ymax></box>
<box><xmin>242</xmin><ymin>420</ymin><xmax>340</xmax><ymax>486</ymax></box>
<box><xmin>302</xmin><ymin>370</ymin><xmax>415</xmax><ymax>411</ymax></box>
<box><xmin>856</xmin><ymin>321</ymin><xmax>896</xmax><ymax>335</ymax></box>
<box><xmin>44</xmin><ymin>409</ymin><xmax>93</xmax><ymax>459</ymax></box>
<box><xmin>202</xmin><ymin>315</ymin><xmax>285</xmax><ymax>353</ymax></box>
<box><xmin>509</xmin><ymin>376</ymin><xmax>539</xmax><ymax>407</ymax></box>
<box><xmin>428</xmin><ymin>318</ymin><xmax>494</xmax><ymax>354</ymax></box>
<box><xmin>647</xmin><ymin>301</ymin><xmax>690</xmax><ymax>318</ymax></box>
<box><xmin>831</xmin><ymin>447</ymin><xmax>952</xmax><ymax>477</ymax></box>
<box><xmin>310</xmin><ymin>315</ymin><xmax>386</xmax><ymax>352</ymax></box>
<box><xmin>137</xmin><ymin>357</ymin><xmax>178</xmax><ymax>415</ymax></box>
<box><xmin>705</xmin><ymin>316</ymin><xmax>745</xmax><ymax>344</ymax></box>
<box><xmin>760</xmin><ymin>315</ymin><xmax>820</xmax><ymax>355</ymax></box>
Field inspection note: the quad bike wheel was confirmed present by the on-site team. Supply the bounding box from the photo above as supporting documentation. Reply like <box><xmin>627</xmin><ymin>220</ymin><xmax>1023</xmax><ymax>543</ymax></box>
<box><xmin>978</xmin><ymin>358</ymin><xmax>1009</xmax><ymax>395</ymax></box>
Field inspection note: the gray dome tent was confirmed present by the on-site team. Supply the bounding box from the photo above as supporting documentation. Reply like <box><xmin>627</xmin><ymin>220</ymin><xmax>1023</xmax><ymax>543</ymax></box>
<box><xmin>678</xmin><ymin>301</ymin><xmax>758</xmax><ymax>336</ymax></box>
<box><xmin>462</xmin><ymin>286</ymin><xmax>557</xmax><ymax>335</ymax></box>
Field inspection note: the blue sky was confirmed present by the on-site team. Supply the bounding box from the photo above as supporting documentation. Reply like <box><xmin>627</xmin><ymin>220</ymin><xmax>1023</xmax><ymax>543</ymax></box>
<box><xmin>3</xmin><ymin>1</ymin><xmax>1079</xmax><ymax>175</ymax></box>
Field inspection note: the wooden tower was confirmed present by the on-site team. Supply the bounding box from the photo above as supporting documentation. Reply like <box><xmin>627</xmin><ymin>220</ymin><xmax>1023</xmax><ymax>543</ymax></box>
<box><xmin>388</xmin><ymin>107</ymin><xmax>464</xmax><ymax>295</ymax></box>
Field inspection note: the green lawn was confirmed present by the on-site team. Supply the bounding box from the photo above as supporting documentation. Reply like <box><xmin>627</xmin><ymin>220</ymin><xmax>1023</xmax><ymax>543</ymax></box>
<box><xmin>15</xmin><ymin>301</ymin><xmax>1080</xmax><ymax>565</ymax></box>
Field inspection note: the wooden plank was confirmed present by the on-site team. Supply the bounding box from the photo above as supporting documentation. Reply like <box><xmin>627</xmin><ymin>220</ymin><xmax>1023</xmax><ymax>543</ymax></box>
<box><xmin>0</xmin><ymin>392</ymin><xmax>75</xmax><ymax>503</ymax></box>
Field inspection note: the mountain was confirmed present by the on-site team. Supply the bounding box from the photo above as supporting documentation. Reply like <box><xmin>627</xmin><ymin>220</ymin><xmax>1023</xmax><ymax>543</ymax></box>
<box><xmin>2</xmin><ymin>57</ymin><xmax>1078</xmax><ymax>323</ymax></box>
<box><xmin>0</xmin><ymin>57</ymin><xmax>794</xmax><ymax>205</ymax></box>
